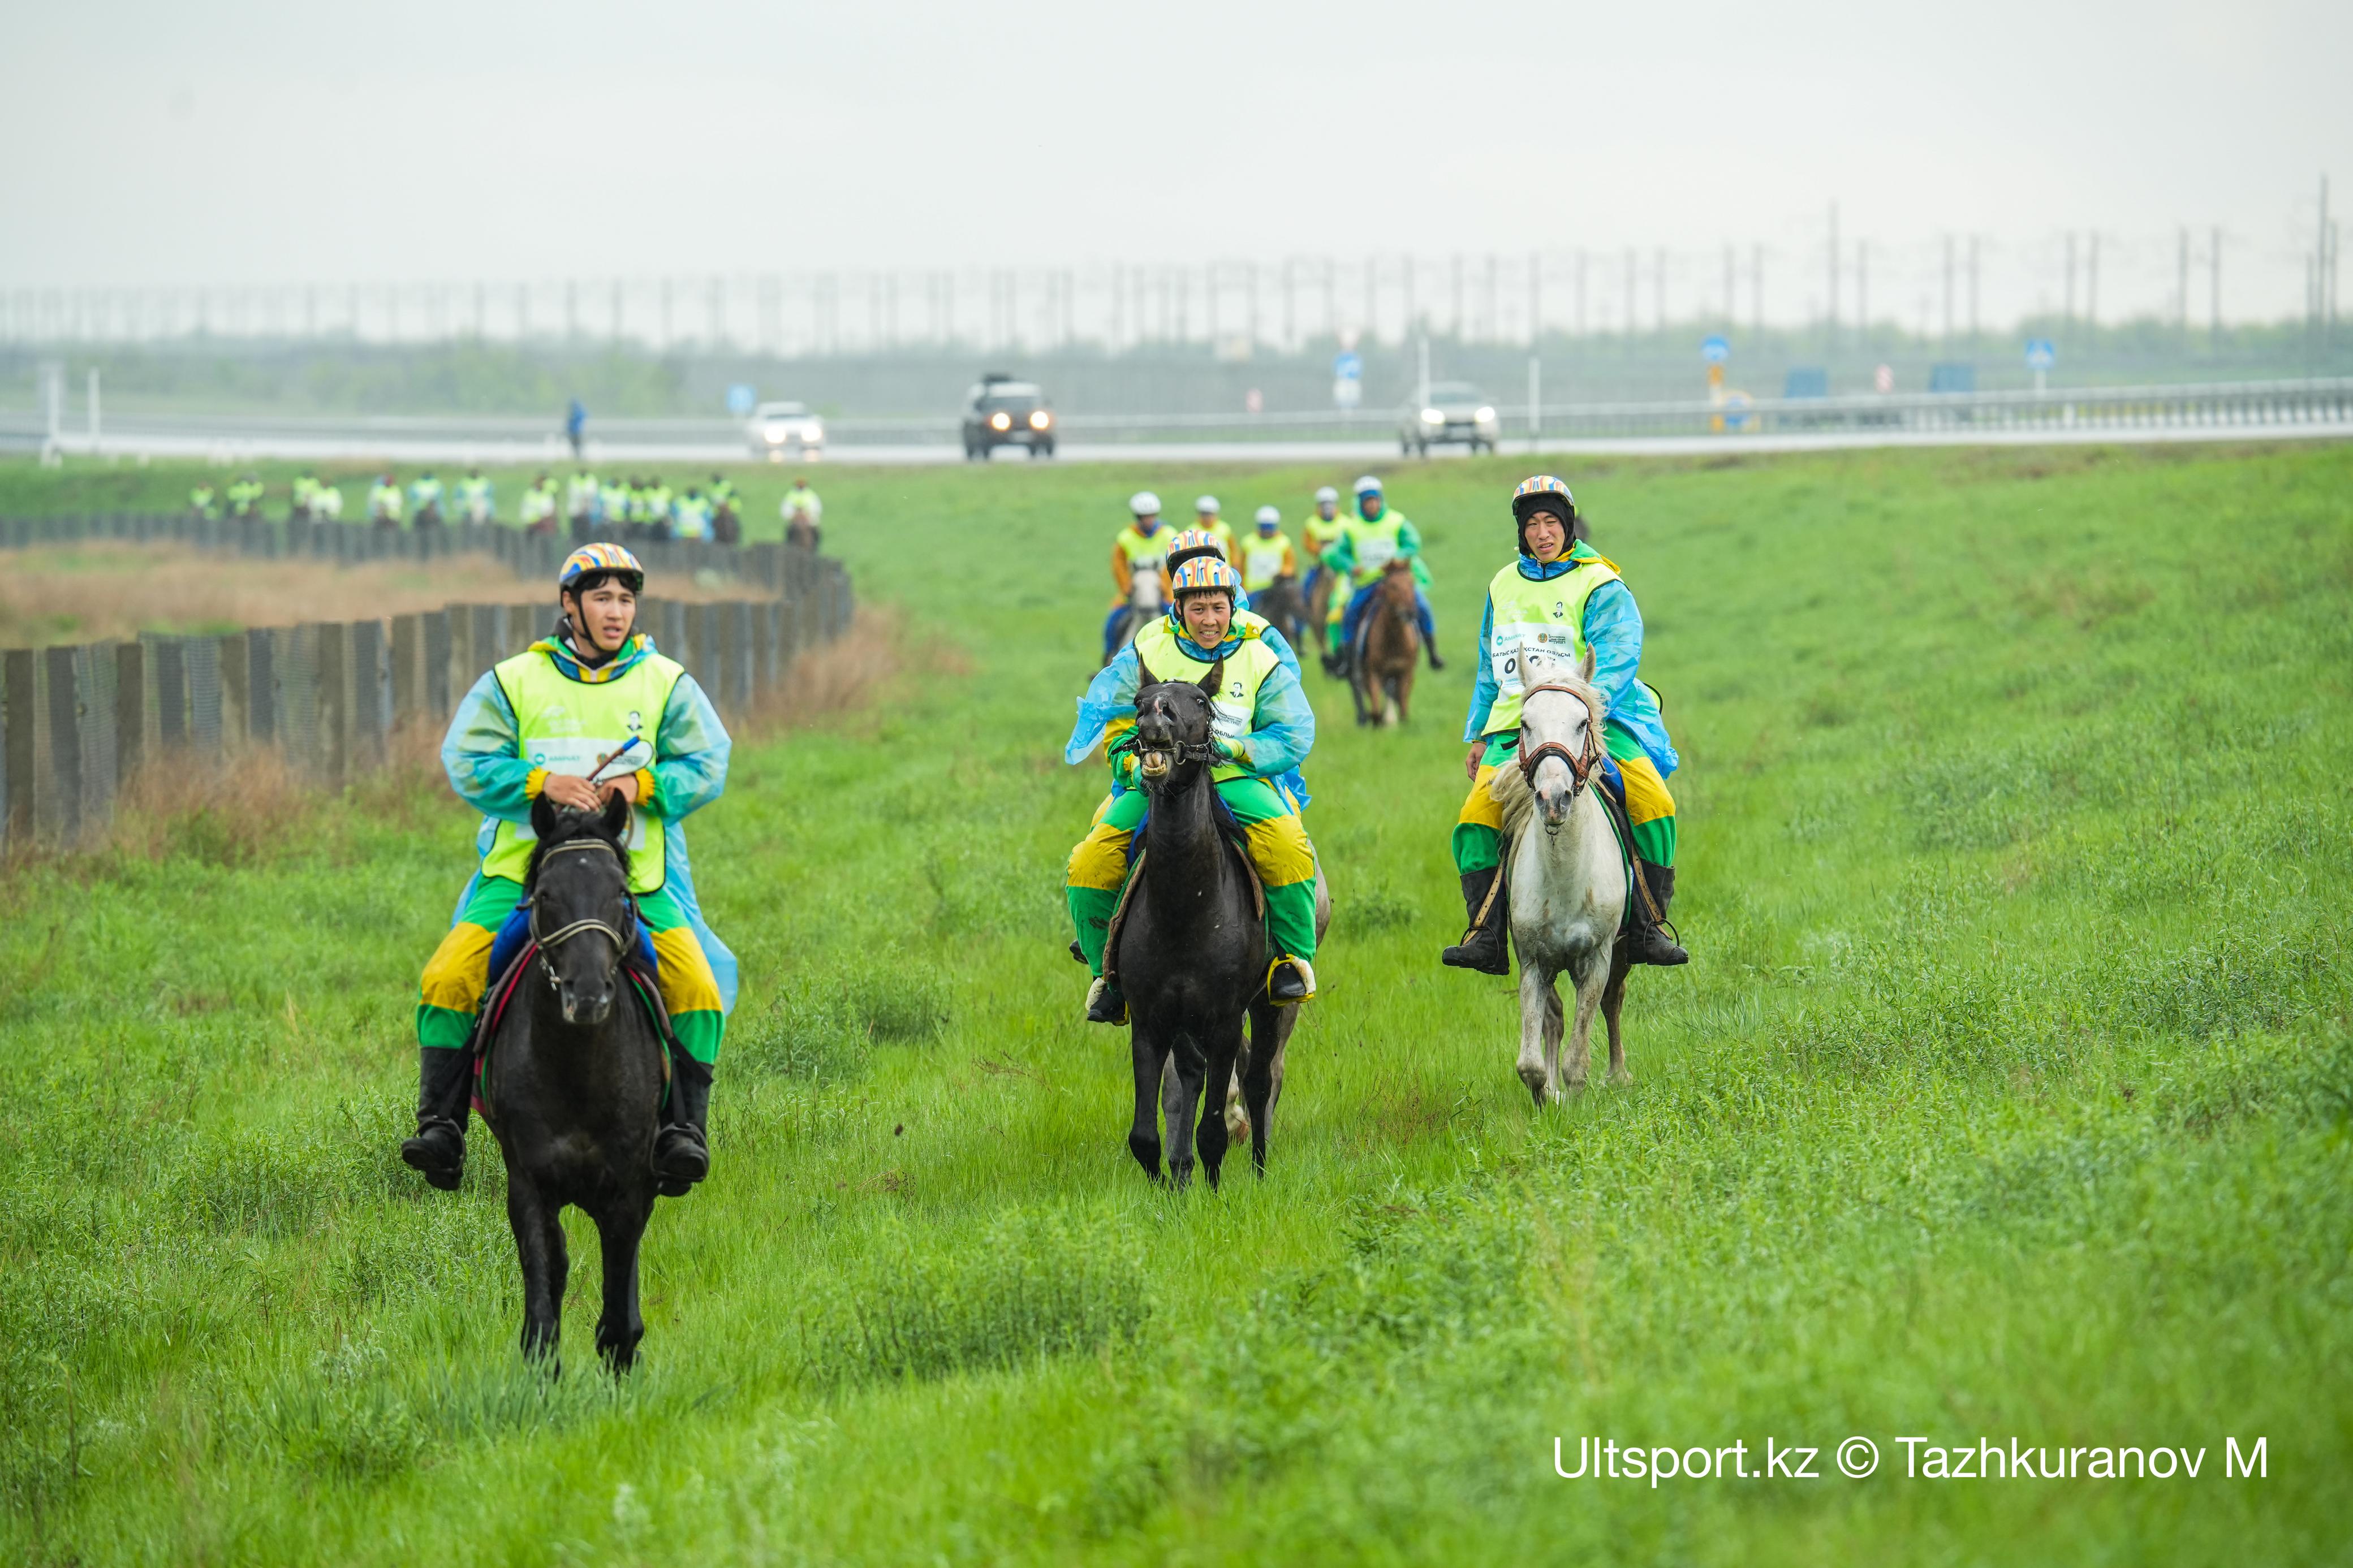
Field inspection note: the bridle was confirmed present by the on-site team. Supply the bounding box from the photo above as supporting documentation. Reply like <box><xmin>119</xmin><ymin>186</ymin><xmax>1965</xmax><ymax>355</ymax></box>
<box><xmin>527</xmin><ymin>837</ymin><xmax>637</xmax><ymax>983</ymax></box>
<box><xmin>1116</xmin><ymin>684</ymin><xmax>1222</xmax><ymax>772</ymax></box>
<box><xmin>1516</xmin><ymin>683</ymin><xmax>1606</xmax><ymax>820</ymax></box>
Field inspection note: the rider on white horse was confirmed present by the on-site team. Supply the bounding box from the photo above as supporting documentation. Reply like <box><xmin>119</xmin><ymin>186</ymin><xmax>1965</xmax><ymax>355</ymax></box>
<box><xmin>1443</xmin><ymin>475</ymin><xmax>1688</xmax><ymax>974</ymax></box>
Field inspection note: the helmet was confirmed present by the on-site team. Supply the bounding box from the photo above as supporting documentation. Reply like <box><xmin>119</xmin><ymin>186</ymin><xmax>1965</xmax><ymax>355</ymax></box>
<box><xmin>1255</xmin><ymin>505</ymin><xmax>1281</xmax><ymax>529</ymax></box>
<box><xmin>559</xmin><ymin>542</ymin><xmax>646</xmax><ymax>594</ymax></box>
<box><xmin>1163</xmin><ymin>527</ymin><xmax>1229</xmax><ymax>577</ymax></box>
<box><xmin>1313</xmin><ymin>485</ymin><xmax>1339</xmax><ymax>505</ymax></box>
<box><xmin>1352</xmin><ymin>474</ymin><xmax>1383</xmax><ymax>498</ymax></box>
<box><xmin>1194</xmin><ymin>494</ymin><xmax>1221</xmax><ymax>515</ymax></box>
<box><xmin>1169</xmin><ymin>556</ymin><xmax>1242</xmax><ymax>599</ymax></box>
<box><xmin>1511</xmin><ymin>474</ymin><xmax>1578</xmax><ymax>524</ymax></box>
<box><xmin>1510</xmin><ymin>474</ymin><xmax>1578</xmax><ymax>552</ymax></box>
<box><xmin>1128</xmin><ymin>490</ymin><xmax>1161</xmax><ymax>517</ymax></box>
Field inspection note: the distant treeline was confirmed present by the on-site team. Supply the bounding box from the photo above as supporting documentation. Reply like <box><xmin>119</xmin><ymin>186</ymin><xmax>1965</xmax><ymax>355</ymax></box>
<box><xmin>7</xmin><ymin>319</ymin><xmax>2351</xmax><ymax>421</ymax></box>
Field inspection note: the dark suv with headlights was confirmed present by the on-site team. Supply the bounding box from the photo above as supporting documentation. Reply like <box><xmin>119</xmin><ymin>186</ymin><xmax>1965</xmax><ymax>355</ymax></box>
<box><xmin>962</xmin><ymin>374</ymin><xmax>1057</xmax><ymax>460</ymax></box>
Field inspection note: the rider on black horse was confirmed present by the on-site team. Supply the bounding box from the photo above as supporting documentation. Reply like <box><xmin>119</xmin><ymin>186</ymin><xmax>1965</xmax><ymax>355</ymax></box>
<box><xmin>1065</xmin><ymin>555</ymin><xmax>1323</xmax><ymax>1023</ymax></box>
<box><xmin>402</xmin><ymin>542</ymin><xmax>738</xmax><ymax>1193</ymax></box>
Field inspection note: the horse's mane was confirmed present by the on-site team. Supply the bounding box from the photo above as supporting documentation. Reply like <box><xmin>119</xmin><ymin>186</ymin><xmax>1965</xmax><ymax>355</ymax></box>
<box><xmin>526</xmin><ymin>809</ymin><xmax>632</xmax><ymax>888</ymax></box>
<box><xmin>1488</xmin><ymin>669</ymin><xmax>1610</xmax><ymax>839</ymax></box>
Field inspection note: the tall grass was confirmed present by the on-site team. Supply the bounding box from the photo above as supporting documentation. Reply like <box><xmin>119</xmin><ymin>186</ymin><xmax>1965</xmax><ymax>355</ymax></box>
<box><xmin>0</xmin><ymin>442</ymin><xmax>2346</xmax><ymax>1564</ymax></box>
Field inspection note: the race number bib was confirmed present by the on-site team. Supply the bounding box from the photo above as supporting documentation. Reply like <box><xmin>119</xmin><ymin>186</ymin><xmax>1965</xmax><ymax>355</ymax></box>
<box><xmin>1490</xmin><ymin>623</ymin><xmax>1581</xmax><ymax>696</ymax></box>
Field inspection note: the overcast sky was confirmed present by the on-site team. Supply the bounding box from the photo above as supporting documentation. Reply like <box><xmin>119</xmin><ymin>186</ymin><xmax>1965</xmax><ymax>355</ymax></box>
<box><xmin>3</xmin><ymin>0</ymin><xmax>2346</xmax><ymax>321</ymax></box>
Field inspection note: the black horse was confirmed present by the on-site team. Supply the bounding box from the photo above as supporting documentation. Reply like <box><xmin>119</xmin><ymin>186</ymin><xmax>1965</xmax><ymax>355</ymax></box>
<box><xmin>482</xmin><ymin>793</ymin><xmax>672</xmax><ymax>1372</ymax></box>
<box><xmin>1113</xmin><ymin>658</ymin><xmax>1285</xmax><ymax>1187</ymax></box>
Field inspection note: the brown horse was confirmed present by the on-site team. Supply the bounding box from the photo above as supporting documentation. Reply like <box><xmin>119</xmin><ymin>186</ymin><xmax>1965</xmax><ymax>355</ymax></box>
<box><xmin>785</xmin><ymin>514</ymin><xmax>821</xmax><ymax>551</ymax></box>
<box><xmin>1351</xmin><ymin>558</ymin><xmax>1420</xmax><ymax>727</ymax></box>
<box><xmin>1305</xmin><ymin>566</ymin><xmax>1341</xmax><ymax>676</ymax></box>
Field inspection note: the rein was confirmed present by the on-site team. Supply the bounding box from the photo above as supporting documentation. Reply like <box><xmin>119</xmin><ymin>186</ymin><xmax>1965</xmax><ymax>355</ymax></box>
<box><xmin>1516</xmin><ymin>683</ymin><xmax>1606</xmax><ymax>809</ymax></box>
<box><xmin>527</xmin><ymin>838</ymin><xmax>637</xmax><ymax>982</ymax></box>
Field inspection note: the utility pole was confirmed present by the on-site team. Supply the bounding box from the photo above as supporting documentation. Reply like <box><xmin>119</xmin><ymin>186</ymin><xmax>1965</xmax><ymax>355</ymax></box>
<box><xmin>1752</xmin><ymin>243</ymin><xmax>1763</xmax><ymax>342</ymax></box>
<box><xmin>2178</xmin><ymin>227</ymin><xmax>2190</xmax><ymax>338</ymax></box>
<box><xmin>1622</xmin><ymin>247</ymin><xmax>1635</xmax><ymax>342</ymax></box>
<box><xmin>1942</xmin><ymin>235</ymin><xmax>1955</xmax><ymax>344</ymax></box>
<box><xmin>1723</xmin><ymin>243</ymin><xmax>1734</xmax><ymax>325</ymax></box>
<box><xmin>2087</xmin><ymin>232</ymin><xmax>2100</xmax><ymax>327</ymax></box>
<box><xmin>1653</xmin><ymin>246</ymin><xmax>1666</xmax><ymax>332</ymax></box>
<box><xmin>2064</xmin><ymin>232</ymin><xmax>2077</xmax><ymax>324</ymax></box>
<box><xmin>1826</xmin><ymin>202</ymin><xmax>1839</xmax><ymax>347</ymax></box>
<box><xmin>1968</xmin><ymin>236</ymin><xmax>1981</xmax><ymax>344</ymax></box>
<box><xmin>2210</xmin><ymin>226</ymin><xmax>2222</xmax><ymax>348</ymax></box>
<box><xmin>1576</xmin><ymin>249</ymin><xmax>1588</xmax><ymax>338</ymax></box>
<box><xmin>1528</xmin><ymin>250</ymin><xmax>1541</xmax><ymax>345</ymax></box>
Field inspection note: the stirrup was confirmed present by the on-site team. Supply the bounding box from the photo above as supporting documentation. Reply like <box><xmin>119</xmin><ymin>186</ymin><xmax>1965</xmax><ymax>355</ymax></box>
<box><xmin>1085</xmin><ymin>977</ymin><xmax>1127</xmax><ymax>1026</ymax></box>
<box><xmin>1267</xmin><ymin>956</ymin><xmax>1316</xmax><ymax>1005</ymax></box>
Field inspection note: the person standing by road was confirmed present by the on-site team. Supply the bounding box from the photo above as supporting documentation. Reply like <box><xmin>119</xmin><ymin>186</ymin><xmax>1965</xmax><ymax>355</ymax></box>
<box><xmin>566</xmin><ymin>398</ymin><xmax>588</xmax><ymax>460</ymax></box>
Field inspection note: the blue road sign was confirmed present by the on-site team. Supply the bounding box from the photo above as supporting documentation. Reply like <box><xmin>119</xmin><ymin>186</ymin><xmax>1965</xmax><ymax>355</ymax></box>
<box><xmin>726</xmin><ymin>383</ymin><xmax>758</xmax><ymax>416</ymax></box>
<box><xmin>1333</xmin><ymin>352</ymin><xmax>1363</xmax><ymax>381</ymax></box>
<box><xmin>1700</xmin><ymin>334</ymin><xmax>1730</xmax><ymax>364</ymax></box>
<box><xmin>2024</xmin><ymin>340</ymin><xmax>2056</xmax><ymax>372</ymax></box>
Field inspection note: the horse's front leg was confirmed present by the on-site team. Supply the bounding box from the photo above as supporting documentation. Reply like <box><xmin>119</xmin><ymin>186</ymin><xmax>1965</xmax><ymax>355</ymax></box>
<box><xmin>1195</xmin><ymin>1024</ymin><xmax>1243</xmax><ymax>1189</ymax></box>
<box><xmin>506</xmin><ymin>1175</ymin><xmax>568</xmax><ymax>1371</ymax></box>
<box><xmin>1602</xmin><ymin>953</ymin><xmax>1631</xmax><ymax>1084</ymax></box>
<box><xmin>1241</xmin><ymin>998</ymin><xmax>1282</xmax><ymax>1175</ymax></box>
<box><xmin>1563</xmin><ymin>951</ymin><xmax>1606</xmax><ymax>1090</ymax></box>
<box><xmin>1163</xmin><ymin>1032</ymin><xmax>1208</xmax><ymax>1190</ymax></box>
<box><xmin>1516</xmin><ymin>961</ymin><xmax>1556</xmax><ymax>1107</ymax></box>
<box><xmin>1129</xmin><ymin>1026</ymin><xmax>1168</xmax><ymax>1182</ymax></box>
<box><xmin>591</xmin><ymin>1192</ymin><xmax>652</xmax><ymax>1374</ymax></box>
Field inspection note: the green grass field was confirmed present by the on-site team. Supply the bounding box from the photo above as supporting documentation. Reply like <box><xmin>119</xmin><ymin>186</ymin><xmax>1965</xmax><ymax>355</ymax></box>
<box><xmin>2</xmin><ymin>442</ymin><xmax>2348</xmax><ymax>1564</ymax></box>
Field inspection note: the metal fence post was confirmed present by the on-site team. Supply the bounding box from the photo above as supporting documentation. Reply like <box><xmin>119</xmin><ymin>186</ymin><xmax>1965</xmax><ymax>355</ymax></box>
<box><xmin>247</xmin><ymin>627</ymin><xmax>277</xmax><ymax>745</ymax></box>
<box><xmin>217</xmin><ymin>632</ymin><xmax>248</xmax><ymax>754</ymax></box>
<box><xmin>350</xmin><ymin>619</ymin><xmax>386</xmax><ymax>767</ymax></box>
<box><xmin>424</xmin><ymin>609</ymin><xmax>452</xmax><ymax>716</ymax></box>
<box><xmin>152</xmin><ymin>635</ymin><xmax>188</xmax><ymax>750</ymax></box>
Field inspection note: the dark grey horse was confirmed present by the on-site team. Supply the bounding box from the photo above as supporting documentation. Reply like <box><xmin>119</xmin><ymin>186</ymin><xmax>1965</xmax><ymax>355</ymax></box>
<box><xmin>1113</xmin><ymin>658</ymin><xmax>1286</xmax><ymax>1187</ymax></box>
<box><xmin>482</xmin><ymin>793</ymin><xmax>670</xmax><ymax>1372</ymax></box>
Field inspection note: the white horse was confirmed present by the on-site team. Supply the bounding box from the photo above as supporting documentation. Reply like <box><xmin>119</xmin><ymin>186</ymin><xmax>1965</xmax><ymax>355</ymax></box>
<box><xmin>1488</xmin><ymin>650</ymin><xmax>1632</xmax><ymax>1105</ymax></box>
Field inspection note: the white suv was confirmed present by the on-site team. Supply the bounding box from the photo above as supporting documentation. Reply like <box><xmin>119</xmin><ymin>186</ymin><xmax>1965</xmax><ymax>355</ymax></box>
<box><xmin>748</xmin><ymin>400</ymin><xmax>825</xmax><ymax>461</ymax></box>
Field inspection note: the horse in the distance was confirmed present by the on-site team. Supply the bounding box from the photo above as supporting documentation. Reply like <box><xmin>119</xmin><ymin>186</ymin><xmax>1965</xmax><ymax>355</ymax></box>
<box><xmin>1102</xmin><ymin>564</ymin><xmax>1165</xmax><ymax>666</ymax></box>
<box><xmin>1110</xmin><ymin>658</ymin><xmax>1287</xmax><ymax>1186</ymax></box>
<box><xmin>785</xmin><ymin>510</ymin><xmax>821</xmax><ymax>551</ymax></box>
<box><xmin>480</xmin><ymin>794</ymin><xmax>675</xmax><ymax>1372</ymax></box>
<box><xmin>1351</xmin><ymin>558</ymin><xmax>1421</xmax><ymax>727</ymax></box>
<box><xmin>1306</xmin><ymin>567</ymin><xmax>1341</xmax><ymax>677</ymax></box>
<box><xmin>1251</xmin><ymin>574</ymin><xmax>1309</xmax><ymax>661</ymax></box>
<box><xmin>1486</xmin><ymin>650</ymin><xmax>1634</xmax><ymax>1104</ymax></box>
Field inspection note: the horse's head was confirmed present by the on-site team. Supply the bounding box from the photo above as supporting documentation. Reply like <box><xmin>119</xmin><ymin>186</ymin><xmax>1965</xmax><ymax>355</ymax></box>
<box><xmin>525</xmin><ymin>791</ymin><xmax>638</xmax><ymax>1026</ymax></box>
<box><xmin>1379</xmin><ymin>557</ymin><xmax>1417</xmax><ymax>604</ymax></box>
<box><xmin>1517</xmin><ymin>648</ymin><xmax>1606</xmax><ymax>833</ymax></box>
<box><xmin>1130</xmin><ymin>654</ymin><xmax>1222</xmax><ymax>792</ymax></box>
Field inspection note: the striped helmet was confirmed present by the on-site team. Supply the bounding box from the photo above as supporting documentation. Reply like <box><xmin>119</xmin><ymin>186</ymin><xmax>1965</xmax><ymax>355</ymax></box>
<box><xmin>1163</xmin><ymin>526</ymin><xmax>1229</xmax><ymax>579</ymax></box>
<box><xmin>559</xmin><ymin>541</ymin><xmax>646</xmax><ymax>593</ymax></box>
<box><xmin>1169</xmin><ymin>556</ymin><xmax>1242</xmax><ymax>599</ymax></box>
<box><xmin>1511</xmin><ymin>474</ymin><xmax>1578</xmax><ymax>553</ymax></box>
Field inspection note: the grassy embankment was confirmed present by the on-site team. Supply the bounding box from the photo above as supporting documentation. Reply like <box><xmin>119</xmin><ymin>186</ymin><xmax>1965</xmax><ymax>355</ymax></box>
<box><xmin>1</xmin><ymin>443</ymin><xmax>2347</xmax><ymax>1563</ymax></box>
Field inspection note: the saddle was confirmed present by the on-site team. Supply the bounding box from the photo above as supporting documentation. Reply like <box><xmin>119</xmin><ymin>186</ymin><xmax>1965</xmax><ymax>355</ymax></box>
<box><xmin>1102</xmin><ymin>793</ymin><xmax>1265</xmax><ymax>986</ymax></box>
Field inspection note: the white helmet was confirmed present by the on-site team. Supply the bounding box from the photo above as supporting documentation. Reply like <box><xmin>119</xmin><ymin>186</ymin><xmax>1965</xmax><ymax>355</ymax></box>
<box><xmin>1254</xmin><ymin>504</ymin><xmax>1281</xmax><ymax>527</ymax></box>
<box><xmin>1313</xmin><ymin>485</ymin><xmax>1339</xmax><ymax>504</ymax></box>
<box><xmin>1128</xmin><ymin>490</ymin><xmax>1161</xmax><ymax>517</ymax></box>
<box><xmin>1194</xmin><ymin>494</ymin><xmax>1221</xmax><ymax>516</ymax></box>
<box><xmin>1352</xmin><ymin>474</ymin><xmax>1383</xmax><ymax>498</ymax></box>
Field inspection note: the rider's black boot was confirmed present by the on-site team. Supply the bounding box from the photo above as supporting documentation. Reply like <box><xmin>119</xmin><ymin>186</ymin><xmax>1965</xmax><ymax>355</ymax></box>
<box><xmin>1268</xmin><ymin>956</ymin><xmax>1317</xmax><ymax>1005</ymax></box>
<box><xmin>1441</xmin><ymin>868</ymin><xmax>1512</xmax><ymax>975</ymax></box>
<box><xmin>1626</xmin><ymin>859</ymin><xmax>1690</xmax><ymax>967</ymax></box>
<box><xmin>653</xmin><ymin>1056</ymin><xmax>714</xmax><ymax>1196</ymax></box>
<box><xmin>1425</xmin><ymin>641</ymin><xmax>1446</xmax><ymax>671</ymax></box>
<box><xmin>1085</xmin><ymin>976</ymin><xmax>1128</xmax><ymax>1025</ymax></box>
<box><xmin>399</xmin><ymin>1047</ymin><xmax>472</xmax><ymax>1191</ymax></box>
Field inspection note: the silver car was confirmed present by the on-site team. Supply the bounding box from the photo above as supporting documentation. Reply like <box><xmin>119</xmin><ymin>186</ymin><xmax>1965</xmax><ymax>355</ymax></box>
<box><xmin>1399</xmin><ymin>381</ymin><xmax>1500</xmax><ymax>455</ymax></box>
<box><xmin>748</xmin><ymin>400</ymin><xmax>825</xmax><ymax>461</ymax></box>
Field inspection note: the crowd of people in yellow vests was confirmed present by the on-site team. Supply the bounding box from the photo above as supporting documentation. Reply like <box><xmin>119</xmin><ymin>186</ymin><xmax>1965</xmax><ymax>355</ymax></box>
<box><xmin>186</xmin><ymin>468</ymin><xmax>801</xmax><ymax>547</ymax></box>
